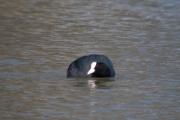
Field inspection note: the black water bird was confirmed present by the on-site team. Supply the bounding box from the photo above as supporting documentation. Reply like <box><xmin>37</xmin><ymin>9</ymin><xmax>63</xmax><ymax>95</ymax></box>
<box><xmin>67</xmin><ymin>54</ymin><xmax>115</xmax><ymax>78</ymax></box>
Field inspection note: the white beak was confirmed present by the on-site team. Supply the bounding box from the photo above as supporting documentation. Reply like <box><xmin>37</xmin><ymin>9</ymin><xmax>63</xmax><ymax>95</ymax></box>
<box><xmin>87</xmin><ymin>62</ymin><xmax>97</xmax><ymax>75</ymax></box>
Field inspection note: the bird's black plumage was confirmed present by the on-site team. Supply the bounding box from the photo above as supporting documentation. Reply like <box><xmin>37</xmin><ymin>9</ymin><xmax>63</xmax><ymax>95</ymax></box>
<box><xmin>67</xmin><ymin>54</ymin><xmax>115</xmax><ymax>78</ymax></box>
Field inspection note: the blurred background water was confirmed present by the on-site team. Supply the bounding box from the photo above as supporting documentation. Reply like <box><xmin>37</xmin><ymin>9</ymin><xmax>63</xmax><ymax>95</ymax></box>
<box><xmin>0</xmin><ymin>0</ymin><xmax>179</xmax><ymax>120</ymax></box>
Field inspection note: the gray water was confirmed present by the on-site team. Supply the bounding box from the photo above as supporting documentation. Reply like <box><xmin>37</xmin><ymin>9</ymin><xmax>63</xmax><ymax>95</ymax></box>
<box><xmin>0</xmin><ymin>0</ymin><xmax>180</xmax><ymax>120</ymax></box>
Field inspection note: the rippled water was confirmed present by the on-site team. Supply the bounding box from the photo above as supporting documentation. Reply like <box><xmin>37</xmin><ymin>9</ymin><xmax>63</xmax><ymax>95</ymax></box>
<box><xmin>0</xmin><ymin>0</ymin><xmax>180</xmax><ymax>120</ymax></box>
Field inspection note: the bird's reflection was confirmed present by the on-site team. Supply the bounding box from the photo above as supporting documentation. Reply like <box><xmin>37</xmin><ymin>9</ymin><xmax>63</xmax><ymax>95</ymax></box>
<box><xmin>71</xmin><ymin>78</ymin><xmax>114</xmax><ymax>89</ymax></box>
<box><xmin>69</xmin><ymin>78</ymin><xmax>115</xmax><ymax>117</ymax></box>
<box><xmin>87</xmin><ymin>78</ymin><xmax>115</xmax><ymax>116</ymax></box>
<box><xmin>88</xmin><ymin>79</ymin><xmax>96</xmax><ymax>89</ymax></box>
<box><xmin>87</xmin><ymin>78</ymin><xmax>114</xmax><ymax>89</ymax></box>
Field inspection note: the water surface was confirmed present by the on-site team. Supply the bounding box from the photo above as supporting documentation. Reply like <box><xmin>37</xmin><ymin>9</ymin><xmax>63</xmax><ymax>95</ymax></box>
<box><xmin>0</xmin><ymin>0</ymin><xmax>179</xmax><ymax>120</ymax></box>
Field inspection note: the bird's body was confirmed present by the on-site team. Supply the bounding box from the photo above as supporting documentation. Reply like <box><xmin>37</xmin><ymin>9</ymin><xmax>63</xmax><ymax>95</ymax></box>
<box><xmin>67</xmin><ymin>54</ymin><xmax>115</xmax><ymax>78</ymax></box>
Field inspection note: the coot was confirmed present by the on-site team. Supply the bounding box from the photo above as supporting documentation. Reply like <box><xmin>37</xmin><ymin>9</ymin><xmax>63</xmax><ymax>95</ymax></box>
<box><xmin>67</xmin><ymin>54</ymin><xmax>115</xmax><ymax>78</ymax></box>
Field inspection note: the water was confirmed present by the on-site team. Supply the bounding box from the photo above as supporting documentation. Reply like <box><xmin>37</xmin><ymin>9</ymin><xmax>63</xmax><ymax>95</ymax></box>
<box><xmin>0</xmin><ymin>0</ymin><xmax>180</xmax><ymax>120</ymax></box>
